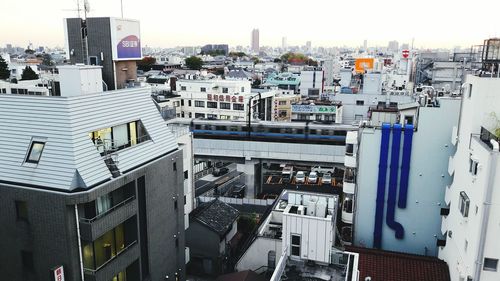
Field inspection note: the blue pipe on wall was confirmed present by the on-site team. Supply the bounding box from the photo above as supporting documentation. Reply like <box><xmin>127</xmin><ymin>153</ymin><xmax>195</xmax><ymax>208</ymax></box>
<box><xmin>398</xmin><ymin>124</ymin><xmax>414</xmax><ymax>209</ymax></box>
<box><xmin>386</xmin><ymin>124</ymin><xmax>404</xmax><ymax>239</ymax></box>
<box><xmin>373</xmin><ymin>123</ymin><xmax>391</xmax><ymax>248</ymax></box>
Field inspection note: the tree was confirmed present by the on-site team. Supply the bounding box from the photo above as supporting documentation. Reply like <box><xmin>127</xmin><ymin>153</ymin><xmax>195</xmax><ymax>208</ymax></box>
<box><xmin>252</xmin><ymin>78</ymin><xmax>261</xmax><ymax>87</ymax></box>
<box><xmin>185</xmin><ymin>56</ymin><xmax>203</xmax><ymax>70</ymax></box>
<box><xmin>21</xmin><ymin>66</ymin><xmax>39</xmax><ymax>80</ymax></box>
<box><xmin>42</xmin><ymin>54</ymin><xmax>54</xmax><ymax>66</ymax></box>
<box><xmin>137</xmin><ymin>56</ymin><xmax>157</xmax><ymax>71</ymax></box>
<box><xmin>24</xmin><ymin>49</ymin><xmax>35</xmax><ymax>55</ymax></box>
<box><xmin>0</xmin><ymin>55</ymin><xmax>10</xmax><ymax>80</ymax></box>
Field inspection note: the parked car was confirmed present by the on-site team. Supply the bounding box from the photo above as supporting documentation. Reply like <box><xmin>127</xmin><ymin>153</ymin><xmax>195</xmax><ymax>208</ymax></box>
<box><xmin>308</xmin><ymin>172</ymin><xmax>318</xmax><ymax>184</ymax></box>
<box><xmin>230</xmin><ymin>183</ymin><xmax>246</xmax><ymax>198</ymax></box>
<box><xmin>296</xmin><ymin>171</ymin><xmax>306</xmax><ymax>183</ymax></box>
<box><xmin>322</xmin><ymin>173</ymin><xmax>332</xmax><ymax>184</ymax></box>
<box><xmin>212</xmin><ymin>167</ymin><xmax>229</xmax><ymax>176</ymax></box>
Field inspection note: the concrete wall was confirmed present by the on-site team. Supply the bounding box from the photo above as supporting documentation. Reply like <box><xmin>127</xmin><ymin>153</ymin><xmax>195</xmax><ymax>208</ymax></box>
<box><xmin>235</xmin><ymin>237</ymin><xmax>281</xmax><ymax>272</ymax></box>
<box><xmin>354</xmin><ymin>98</ymin><xmax>460</xmax><ymax>256</ymax></box>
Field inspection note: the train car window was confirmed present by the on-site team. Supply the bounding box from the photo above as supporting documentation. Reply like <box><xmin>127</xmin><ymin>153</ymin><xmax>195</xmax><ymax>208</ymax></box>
<box><xmin>230</xmin><ymin>126</ymin><xmax>238</xmax><ymax>131</ymax></box>
<box><xmin>334</xmin><ymin>130</ymin><xmax>347</xmax><ymax>136</ymax></box>
<box><xmin>242</xmin><ymin>126</ymin><xmax>249</xmax><ymax>132</ymax></box>
<box><xmin>270</xmin><ymin>128</ymin><xmax>280</xmax><ymax>133</ymax></box>
<box><xmin>296</xmin><ymin>129</ymin><xmax>304</xmax><ymax>134</ymax></box>
<box><xmin>285</xmin><ymin>128</ymin><xmax>293</xmax><ymax>134</ymax></box>
<box><xmin>310</xmin><ymin>129</ymin><xmax>317</xmax><ymax>135</ymax></box>
<box><xmin>216</xmin><ymin>126</ymin><xmax>227</xmax><ymax>131</ymax></box>
<box><xmin>321</xmin><ymin>130</ymin><xmax>330</xmax><ymax>135</ymax></box>
<box><xmin>195</xmin><ymin>125</ymin><xmax>201</xmax><ymax>129</ymax></box>
<box><xmin>256</xmin><ymin>126</ymin><xmax>266</xmax><ymax>133</ymax></box>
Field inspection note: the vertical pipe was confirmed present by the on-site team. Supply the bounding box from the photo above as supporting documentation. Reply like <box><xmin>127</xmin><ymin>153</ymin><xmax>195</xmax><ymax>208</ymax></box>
<box><xmin>74</xmin><ymin>205</ymin><xmax>85</xmax><ymax>281</ymax></box>
<box><xmin>398</xmin><ymin>124</ymin><xmax>414</xmax><ymax>208</ymax></box>
<box><xmin>373</xmin><ymin>123</ymin><xmax>391</xmax><ymax>248</ymax></box>
<box><xmin>386</xmin><ymin>124</ymin><xmax>404</xmax><ymax>239</ymax></box>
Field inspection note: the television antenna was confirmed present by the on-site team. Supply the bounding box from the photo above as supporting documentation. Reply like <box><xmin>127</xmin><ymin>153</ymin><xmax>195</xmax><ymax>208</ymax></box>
<box><xmin>62</xmin><ymin>0</ymin><xmax>91</xmax><ymax>19</ymax></box>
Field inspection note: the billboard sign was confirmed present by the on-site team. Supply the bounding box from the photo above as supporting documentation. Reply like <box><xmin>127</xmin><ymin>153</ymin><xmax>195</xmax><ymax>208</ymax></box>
<box><xmin>354</xmin><ymin>58</ymin><xmax>374</xmax><ymax>73</ymax></box>
<box><xmin>110</xmin><ymin>18</ymin><xmax>142</xmax><ymax>61</ymax></box>
<box><xmin>292</xmin><ymin>104</ymin><xmax>337</xmax><ymax>114</ymax></box>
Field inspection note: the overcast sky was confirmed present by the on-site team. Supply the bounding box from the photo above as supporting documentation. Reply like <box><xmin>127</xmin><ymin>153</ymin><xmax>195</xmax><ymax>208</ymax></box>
<box><xmin>1</xmin><ymin>0</ymin><xmax>499</xmax><ymax>49</ymax></box>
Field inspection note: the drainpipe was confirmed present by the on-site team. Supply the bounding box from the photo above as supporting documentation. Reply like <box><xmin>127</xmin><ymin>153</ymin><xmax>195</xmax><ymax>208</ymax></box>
<box><xmin>74</xmin><ymin>205</ymin><xmax>85</xmax><ymax>281</ymax></box>
<box><xmin>474</xmin><ymin>140</ymin><xmax>499</xmax><ymax>281</ymax></box>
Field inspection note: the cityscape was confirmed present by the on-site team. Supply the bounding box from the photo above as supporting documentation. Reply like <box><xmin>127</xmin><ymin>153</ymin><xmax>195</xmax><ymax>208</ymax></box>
<box><xmin>1</xmin><ymin>1</ymin><xmax>500</xmax><ymax>281</ymax></box>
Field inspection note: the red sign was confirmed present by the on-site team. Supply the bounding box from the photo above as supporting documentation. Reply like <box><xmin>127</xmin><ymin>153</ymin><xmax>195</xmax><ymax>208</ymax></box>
<box><xmin>238</xmin><ymin>96</ymin><xmax>244</xmax><ymax>103</ymax></box>
<box><xmin>225</xmin><ymin>95</ymin><xmax>230</xmax><ymax>102</ymax></box>
<box><xmin>402</xmin><ymin>50</ymin><xmax>409</xmax><ymax>58</ymax></box>
<box><xmin>231</xmin><ymin>96</ymin><xmax>237</xmax><ymax>102</ymax></box>
<box><xmin>214</xmin><ymin>95</ymin><xmax>219</xmax><ymax>101</ymax></box>
<box><xmin>207</xmin><ymin>94</ymin><xmax>212</xmax><ymax>101</ymax></box>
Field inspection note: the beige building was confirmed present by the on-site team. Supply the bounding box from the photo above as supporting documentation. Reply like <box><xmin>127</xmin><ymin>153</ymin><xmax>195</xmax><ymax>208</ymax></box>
<box><xmin>272</xmin><ymin>94</ymin><xmax>301</xmax><ymax>122</ymax></box>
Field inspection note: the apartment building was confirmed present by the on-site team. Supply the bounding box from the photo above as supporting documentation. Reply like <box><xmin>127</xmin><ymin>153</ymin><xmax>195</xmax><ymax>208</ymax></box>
<box><xmin>0</xmin><ymin>65</ymin><xmax>186</xmax><ymax>281</ymax></box>
<box><xmin>174</xmin><ymin>79</ymin><xmax>275</xmax><ymax>121</ymax></box>
<box><xmin>439</xmin><ymin>75</ymin><xmax>500</xmax><ymax>281</ymax></box>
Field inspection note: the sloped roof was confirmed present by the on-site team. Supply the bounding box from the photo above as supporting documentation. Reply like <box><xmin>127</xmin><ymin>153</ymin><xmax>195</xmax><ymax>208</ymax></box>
<box><xmin>0</xmin><ymin>88</ymin><xmax>178</xmax><ymax>191</ymax></box>
<box><xmin>191</xmin><ymin>199</ymin><xmax>239</xmax><ymax>238</ymax></box>
<box><xmin>346</xmin><ymin>246</ymin><xmax>450</xmax><ymax>281</ymax></box>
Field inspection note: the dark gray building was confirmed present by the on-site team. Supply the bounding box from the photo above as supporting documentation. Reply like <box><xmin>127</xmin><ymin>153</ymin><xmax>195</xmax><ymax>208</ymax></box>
<box><xmin>186</xmin><ymin>200</ymin><xmax>239</xmax><ymax>276</ymax></box>
<box><xmin>0</xmin><ymin>70</ymin><xmax>186</xmax><ymax>281</ymax></box>
<box><xmin>200</xmin><ymin>44</ymin><xmax>229</xmax><ymax>56</ymax></box>
<box><xmin>64</xmin><ymin>17</ymin><xmax>142</xmax><ymax>91</ymax></box>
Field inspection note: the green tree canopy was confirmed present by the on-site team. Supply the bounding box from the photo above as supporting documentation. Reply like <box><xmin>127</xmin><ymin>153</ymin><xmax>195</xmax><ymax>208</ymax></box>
<box><xmin>21</xmin><ymin>66</ymin><xmax>39</xmax><ymax>80</ymax></box>
<box><xmin>0</xmin><ymin>55</ymin><xmax>10</xmax><ymax>80</ymax></box>
<box><xmin>229</xmin><ymin>52</ymin><xmax>247</xmax><ymax>58</ymax></box>
<box><xmin>185</xmin><ymin>56</ymin><xmax>203</xmax><ymax>70</ymax></box>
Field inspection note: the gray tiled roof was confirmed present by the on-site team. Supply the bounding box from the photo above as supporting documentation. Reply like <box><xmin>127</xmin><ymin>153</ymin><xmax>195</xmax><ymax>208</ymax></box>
<box><xmin>0</xmin><ymin>87</ymin><xmax>178</xmax><ymax>191</ymax></box>
<box><xmin>192</xmin><ymin>199</ymin><xmax>239</xmax><ymax>237</ymax></box>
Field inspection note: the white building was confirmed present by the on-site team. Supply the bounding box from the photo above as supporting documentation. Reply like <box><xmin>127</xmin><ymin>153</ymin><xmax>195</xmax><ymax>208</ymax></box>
<box><xmin>174</xmin><ymin>79</ymin><xmax>275</xmax><ymax>121</ymax></box>
<box><xmin>235</xmin><ymin>190</ymin><xmax>360</xmax><ymax>281</ymax></box>
<box><xmin>439</xmin><ymin>75</ymin><xmax>500</xmax><ymax>281</ymax></box>
<box><xmin>299</xmin><ymin>67</ymin><xmax>324</xmax><ymax>97</ymax></box>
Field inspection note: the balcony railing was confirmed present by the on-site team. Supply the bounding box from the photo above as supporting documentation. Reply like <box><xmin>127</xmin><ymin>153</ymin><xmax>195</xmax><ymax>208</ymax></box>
<box><xmin>83</xmin><ymin>240</ymin><xmax>138</xmax><ymax>275</ymax></box>
<box><xmin>480</xmin><ymin>126</ymin><xmax>500</xmax><ymax>149</ymax></box>
<box><xmin>80</xmin><ymin>196</ymin><xmax>136</xmax><ymax>223</ymax></box>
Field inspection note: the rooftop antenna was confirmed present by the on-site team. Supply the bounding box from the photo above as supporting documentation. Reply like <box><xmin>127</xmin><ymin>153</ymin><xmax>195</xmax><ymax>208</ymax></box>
<box><xmin>120</xmin><ymin>0</ymin><xmax>124</xmax><ymax>18</ymax></box>
<box><xmin>83</xmin><ymin>0</ymin><xmax>90</xmax><ymax>19</ymax></box>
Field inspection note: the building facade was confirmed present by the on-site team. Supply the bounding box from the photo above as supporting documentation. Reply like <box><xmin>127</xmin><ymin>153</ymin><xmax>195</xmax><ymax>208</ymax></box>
<box><xmin>439</xmin><ymin>75</ymin><xmax>500</xmax><ymax>281</ymax></box>
<box><xmin>0</xmin><ymin>66</ymin><xmax>186</xmax><ymax>281</ymax></box>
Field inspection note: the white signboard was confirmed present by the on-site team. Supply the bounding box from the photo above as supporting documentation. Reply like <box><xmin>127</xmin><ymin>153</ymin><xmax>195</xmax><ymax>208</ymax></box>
<box><xmin>53</xmin><ymin>266</ymin><xmax>65</xmax><ymax>281</ymax></box>
<box><xmin>292</xmin><ymin>104</ymin><xmax>337</xmax><ymax>114</ymax></box>
<box><xmin>110</xmin><ymin>18</ymin><xmax>142</xmax><ymax>61</ymax></box>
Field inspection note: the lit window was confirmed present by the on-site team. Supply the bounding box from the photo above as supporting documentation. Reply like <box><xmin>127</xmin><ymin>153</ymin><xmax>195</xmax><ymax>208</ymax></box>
<box><xmin>26</xmin><ymin>141</ymin><xmax>45</xmax><ymax>164</ymax></box>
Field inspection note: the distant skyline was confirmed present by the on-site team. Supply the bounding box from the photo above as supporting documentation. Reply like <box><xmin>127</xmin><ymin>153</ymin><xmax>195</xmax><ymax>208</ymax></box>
<box><xmin>1</xmin><ymin>0</ymin><xmax>499</xmax><ymax>50</ymax></box>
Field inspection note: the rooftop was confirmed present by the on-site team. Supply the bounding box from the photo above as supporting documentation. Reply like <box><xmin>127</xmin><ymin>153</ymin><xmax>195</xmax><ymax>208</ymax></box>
<box><xmin>191</xmin><ymin>199</ymin><xmax>240</xmax><ymax>238</ymax></box>
<box><xmin>346</xmin><ymin>246</ymin><xmax>450</xmax><ymax>281</ymax></box>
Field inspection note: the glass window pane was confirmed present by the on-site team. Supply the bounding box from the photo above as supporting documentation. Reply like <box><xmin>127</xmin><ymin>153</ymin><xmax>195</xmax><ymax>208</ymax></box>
<box><xmin>129</xmin><ymin>122</ymin><xmax>137</xmax><ymax>145</ymax></box>
<box><xmin>27</xmin><ymin>142</ymin><xmax>45</xmax><ymax>163</ymax></box>
<box><xmin>113</xmin><ymin>124</ymin><xmax>129</xmax><ymax>148</ymax></box>
<box><xmin>94</xmin><ymin>230</ymin><xmax>116</xmax><ymax>268</ymax></box>
<box><xmin>82</xmin><ymin>242</ymin><xmax>95</xmax><ymax>269</ymax></box>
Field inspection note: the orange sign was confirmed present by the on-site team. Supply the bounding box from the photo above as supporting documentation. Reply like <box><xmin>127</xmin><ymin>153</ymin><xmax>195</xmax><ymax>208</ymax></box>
<box><xmin>354</xmin><ymin>58</ymin><xmax>375</xmax><ymax>73</ymax></box>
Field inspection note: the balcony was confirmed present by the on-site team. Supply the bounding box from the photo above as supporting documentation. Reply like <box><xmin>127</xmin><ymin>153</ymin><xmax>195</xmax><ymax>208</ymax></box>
<box><xmin>80</xmin><ymin>196</ymin><xmax>137</xmax><ymax>241</ymax></box>
<box><xmin>84</xmin><ymin>241</ymin><xmax>139</xmax><ymax>281</ymax></box>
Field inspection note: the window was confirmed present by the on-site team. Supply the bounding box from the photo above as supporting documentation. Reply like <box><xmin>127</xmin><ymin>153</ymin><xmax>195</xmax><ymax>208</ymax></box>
<box><xmin>291</xmin><ymin>235</ymin><xmax>301</xmax><ymax>257</ymax></box>
<box><xmin>469</xmin><ymin>158</ymin><xmax>478</xmax><ymax>176</ymax></box>
<box><xmin>343</xmin><ymin>194</ymin><xmax>353</xmax><ymax>213</ymax></box>
<box><xmin>207</xmin><ymin>102</ymin><xmax>217</xmax><ymax>108</ymax></box>
<box><xmin>184</xmin><ymin>170</ymin><xmax>189</xmax><ymax>179</ymax></box>
<box><xmin>344</xmin><ymin>167</ymin><xmax>356</xmax><ymax>183</ymax></box>
<box><xmin>189</xmin><ymin>112</ymin><xmax>192</xmax><ymax>118</ymax></box>
<box><xmin>459</xmin><ymin>191</ymin><xmax>470</xmax><ymax>217</ymax></box>
<box><xmin>241</xmin><ymin>87</ymin><xmax>245</xmax><ymax>93</ymax></box>
<box><xmin>188</xmin><ymin>100</ymin><xmax>192</xmax><ymax>107</ymax></box>
<box><xmin>220</xmin><ymin>102</ymin><xmax>231</xmax><ymax>109</ymax></box>
<box><xmin>279</xmin><ymin>101</ymin><xmax>287</xmax><ymax>105</ymax></box>
<box><xmin>200</xmin><ymin>87</ymin><xmax>206</xmax><ymax>92</ymax></box>
<box><xmin>233</xmin><ymin>103</ymin><xmax>244</xmax><ymax>111</ymax></box>
<box><xmin>174</xmin><ymin>199</ymin><xmax>178</xmax><ymax>210</ymax></box>
<box><xmin>346</xmin><ymin>144</ymin><xmax>354</xmax><ymax>156</ymax></box>
<box><xmin>207</xmin><ymin>114</ymin><xmax>217</xmax><ymax>119</ymax></box>
<box><xmin>181</xmin><ymin>86</ymin><xmax>186</xmax><ymax>91</ymax></box>
<box><xmin>484</xmin><ymin>258</ymin><xmax>498</xmax><ymax>271</ymax></box>
<box><xmin>184</xmin><ymin>195</ymin><xmax>187</xmax><ymax>205</ymax></box>
<box><xmin>173</xmin><ymin>162</ymin><xmax>177</xmax><ymax>171</ymax></box>
<box><xmin>195</xmin><ymin>101</ymin><xmax>205</xmax><ymax>107</ymax></box>
<box><xmin>21</xmin><ymin>251</ymin><xmax>34</xmax><ymax>272</ymax></box>
<box><xmin>96</xmin><ymin>193</ymin><xmax>112</xmax><ymax>216</ymax></box>
<box><xmin>356</xmin><ymin>100</ymin><xmax>364</xmax><ymax>105</ymax></box>
<box><xmin>315</xmin><ymin>115</ymin><xmax>322</xmax><ymax>121</ymax></box>
<box><xmin>222</xmin><ymin>87</ymin><xmax>228</xmax><ymax>93</ymax></box>
<box><xmin>468</xmin><ymin>84</ymin><xmax>473</xmax><ymax>98</ymax></box>
<box><xmin>195</xmin><ymin>113</ymin><xmax>205</xmax><ymax>118</ymax></box>
<box><xmin>89</xmin><ymin>120</ymin><xmax>150</xmax><ymax>154</ymax></box>
<box><xmin>16</xmin><ymin>201</ymin><xmax>28</xmax><ymax>221</ymax></box>
<box><xmin>25</xmin><ymin>141</ymin><xmax>45</xmax><ymax>164</ymax></box>
<box><xmin>181</xmin><ymin>99</ymin><xmax>185</xmax><ymax>106</ymax></box>
<box><xmin>464</xmin><ymin>240</ymin><xmax>468</xmax><ymax>252</ymax></box>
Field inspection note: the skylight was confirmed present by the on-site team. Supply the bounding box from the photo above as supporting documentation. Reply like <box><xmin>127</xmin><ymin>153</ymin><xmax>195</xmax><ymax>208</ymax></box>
<box><xmin>26</xmin><ymin>141</ymin><xmax>45</xmax><ymax>164</ymax></box>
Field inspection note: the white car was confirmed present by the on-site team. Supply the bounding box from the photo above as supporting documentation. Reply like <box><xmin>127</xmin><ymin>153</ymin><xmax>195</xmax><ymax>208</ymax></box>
<box><xmin>308</xmin><ymin>172</ymin><xmax>318</xmax><ymax>184</ymax></box>
<box><xmin>296</xmin><ymin>171</ymin><xmax>305</xmax><ymax>184</ymax></box>
<box><xmin>322</xmin><ymin>173</ymin><xmax>332</xmax><ymax>184</ymax></box>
